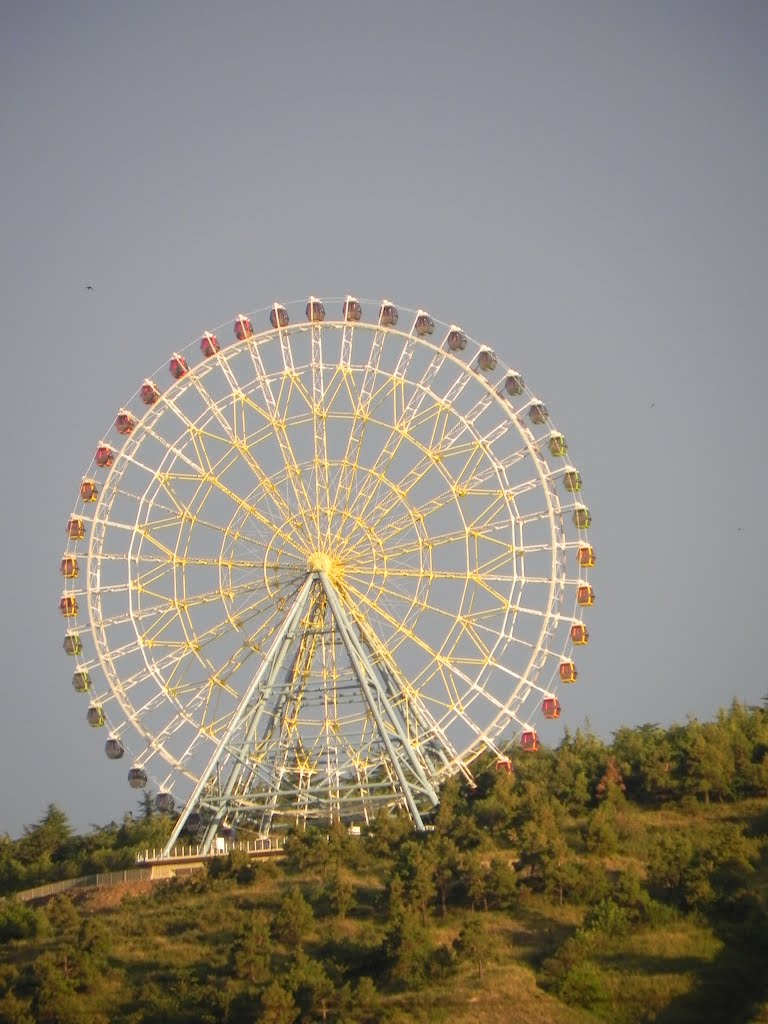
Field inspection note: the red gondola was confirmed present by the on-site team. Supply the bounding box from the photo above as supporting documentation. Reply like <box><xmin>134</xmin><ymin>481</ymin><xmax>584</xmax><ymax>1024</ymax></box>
<box><xmin>60</xmin><ymin>595</ymin><xmax>78</xmax><ymax>617</ymax></box>
<box><xmin>115</xmin><ymin>410</ymin><xmax>136</xmax><ymax>435</ymax></box>
<box><xmin>234</xmin><ymin>314</ymin><xmax>253</xmax><ymax>340</ymax></box>
<box><xmin>200</xmin><ymin>332</ymin><xmax>220</xmax><ymax>357</ymax></box>
<box><xmin>169</xmin><ymin>354</ymin><xmax>188</xmax><ymax>379</ymax></box>
<box><xmin>60</xmin><ymin>557</ymin><xmax>79</xmax><ymax>579</ymax></box>
<box><xmin>140</xmin><ymin>380</ymin><xmax>160</xmax><ymax>405</ymax></box>
<box><xmin>94</xmin><ymin>445</ymin><xmax>114</xmax><ymax>468</ymax></box>
<box><xmin>577</xmin><ymin>585</ymin><xmax>595</xmax><ymax>607</ymax></box>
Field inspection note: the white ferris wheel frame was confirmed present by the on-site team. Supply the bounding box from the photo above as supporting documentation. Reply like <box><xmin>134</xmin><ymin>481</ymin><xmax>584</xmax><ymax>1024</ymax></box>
<box><xmin>59</xmin><ymin>297</ymin><xmax>593</xmax><ymax>843</ymax></box>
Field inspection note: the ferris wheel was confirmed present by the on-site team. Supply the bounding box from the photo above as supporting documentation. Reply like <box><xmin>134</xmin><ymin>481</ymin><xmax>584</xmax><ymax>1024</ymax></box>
<box><xmin>59</xmin><ymin>296</ymin><xmax>595</xmax><ymax>853</ymax></box>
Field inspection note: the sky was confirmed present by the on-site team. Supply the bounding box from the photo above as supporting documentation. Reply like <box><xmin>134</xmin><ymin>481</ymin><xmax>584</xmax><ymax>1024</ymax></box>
<box><xmin>1</xmin><ymin>0</ymin><xmax>767</xmax><ymax>839</ymax></box>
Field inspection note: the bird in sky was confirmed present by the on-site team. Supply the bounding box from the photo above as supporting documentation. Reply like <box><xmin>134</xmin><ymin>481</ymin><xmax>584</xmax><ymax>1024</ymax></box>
<box><xmin>85</xmin><ymin>284</ymin><xmax>94</xmax><ymax>291</ymax></box>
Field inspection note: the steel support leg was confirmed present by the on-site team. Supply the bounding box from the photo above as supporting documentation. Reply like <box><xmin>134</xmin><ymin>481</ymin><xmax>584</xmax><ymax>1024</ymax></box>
<box><xmin>161</xmin><ymin>575</ymin><xmax>315</xmax><ymax>858</ymax></box>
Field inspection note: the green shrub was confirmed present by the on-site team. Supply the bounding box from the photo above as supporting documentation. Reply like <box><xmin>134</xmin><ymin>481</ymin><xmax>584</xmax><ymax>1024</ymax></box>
<box><xmin>584</xmin><ymin>897</ymin><xmax>631</xmax><ymax>937</ymax></box>
<box><xmin>0</xmin><ymin>900</ymin><xmax>41</xmax><ymax>941</ymax></box>
<box><xmin>559</xmin><ymin>959</ymin><xmax>610</xmax><ymax>1010</ymax></box>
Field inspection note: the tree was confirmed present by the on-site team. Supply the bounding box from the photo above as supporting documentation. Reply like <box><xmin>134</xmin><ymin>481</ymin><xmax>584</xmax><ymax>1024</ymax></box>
<box><xmin>429</xmin><ymin>835</ymin><xmax>459</xmax><ymax>915</ymax></box>
<box><xmin>386</xmin><ymin>910</ymin><xmax>433</xmax><ymax>989</ymax></box>
<box><xmin>681</xmin><ymin>720</ymin><xmax>735</xmax><ymax>804</ymax></box>
<box><xmin>558</xmin><ymin>726</ymin><xmax>608</xmax><ymax>802</ymax></box>
<box><xmin>350</xmin><ymin>977</ymin><xmax>380</xmax><ymax>1024</ymax></box>
<box><xmin>17</xmin><ymin>805</ymin><xmax>74</xmax><ymax>870</ymax></box>
<box><xmin>324</xmin><ymin>864</ymin><xmax>354</xmax><ymax>918</ymax></box>
<box><xmin>453</xmin><ymin>914</ymin><xmax>497</xmax><ymax>981</ymax></box>
<box><xmin>486</xmin><ymin>855</ymin><xmax>517</xmax><ymax>910</ymax></box>
<box><xmin>231</xmin><ymin>914</ymin><xmax>273</xmax><ymax>986</ymax></box>
<box><xmin>272</xmin><ymin>886</ymin><xmax>314</xmax><ymax>945</ymax></box>
<box><xmin>397</xmin><ymin>841</ymin><xmax>437</xmax><ymax>925</ymax></box>
<box><xmin>594</xmin><ymin>756</ymin><xmax>626</xmax><ymax>802</ymax></box>
<box><xmin>364</xmin><ymin>809</ymin><xmax>413</xmax><ymax>859</ymax></box>
<box><xmin>288</xmin><ymin>949</ymin><xmax>337</xmax><ymax>1023</ymax></box>
<box><xmin>43</xmin><ymin>895</ymin><xmax>80</xmax><ymax>940</ymax></box>
<box><xmin>0</xmin><ymin>988</ymin><xmax>35</xmax><ymax>1024</ymax></box>
<box><xmin>260</xmin><ymin>980</ymin><xmax>299</xmax><ymax>1024</ymax></box>
<box><xmin>461</xmin><ymin>852</ymin><xmax>489</xmax><ymax>912</ymax></box>
<box><xmin>386</xmin><ymin>872</ymin><xmax>408</xmax><ymax>928</ymax></box>
<box><xmin>584</xmin><ymin>801</ymin><xmax>619</xmax><ymax>854</ymax></box>
<box><xmin>612</xmin><ymin>723</ymin><xmax>678</xmax><ymax>804</ymax></box>
<box><xmin>31</xmin><ymin>953</ymin><xmax>86</xmax><ymax>1024</ymax></box>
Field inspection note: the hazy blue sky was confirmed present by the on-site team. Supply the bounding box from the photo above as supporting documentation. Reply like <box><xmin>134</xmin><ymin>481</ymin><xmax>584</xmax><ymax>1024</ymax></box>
<box><xmin>2</xmin><ymin>0</ymin><xmax>767</xmax><ymax>838</ymax></box>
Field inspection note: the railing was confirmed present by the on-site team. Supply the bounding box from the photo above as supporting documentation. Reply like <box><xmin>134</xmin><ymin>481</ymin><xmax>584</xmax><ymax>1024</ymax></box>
<box><xmin>5</xmin><ymin>840</ymin><xmax>287</xmax><ymax>902</ymax></box>
<box><xmin>13</xmin><ymin>868</ymin><xmax>154</xmax><ymax>903</ymax></box>
<box><xmin>136</xmin><ymin>836</ymin><xmax>285</xmax><ymax>863</ymax></box>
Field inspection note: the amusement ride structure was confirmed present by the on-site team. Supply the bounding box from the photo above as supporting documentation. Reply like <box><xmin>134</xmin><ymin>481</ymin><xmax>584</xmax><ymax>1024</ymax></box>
<box><xmin>59</xmin><ymin>296</ymin><xmax>594</xmax><ymax>857</ymax></box>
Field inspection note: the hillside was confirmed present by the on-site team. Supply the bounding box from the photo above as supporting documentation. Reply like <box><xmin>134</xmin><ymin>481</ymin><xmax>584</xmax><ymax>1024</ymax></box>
<box><xmin>1</xmin><ymin>702</ymin><xmax>767</xmax><ymax>1023</ymax></box>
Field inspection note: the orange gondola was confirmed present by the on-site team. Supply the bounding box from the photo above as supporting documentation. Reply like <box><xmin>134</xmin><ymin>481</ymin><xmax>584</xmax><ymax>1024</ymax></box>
<box><xmin>577</xmin><ymin>545</ymin><xmax>596</xmax><ymax>568</ymax></box>
<box><xmin>80</xmin><ymin>479</ymin><xmax>98</xmax><ymax>502</ymax></box>
<box><xmin>521</xmin><ymin>729</ymin><xmax>540</xmax><ymax>752</ymax></box>
<box><xmin>542</xmin><ymin>697</ymin><xmax>561</xmax><ymax>719</ymax></box>
<box><xmin>571</xmin><ymin>623</ymin><xmax>590</xmax><ymax>645</ymax></box>
<box><xmin>66</xmin><ymin>518</ymin><xmax>85</xmax><ymax>540</ymax></box>
<box><xmin>559</xmin><ymin>661</ymin><xmax>578</xmax><ymax>683</ymax></box>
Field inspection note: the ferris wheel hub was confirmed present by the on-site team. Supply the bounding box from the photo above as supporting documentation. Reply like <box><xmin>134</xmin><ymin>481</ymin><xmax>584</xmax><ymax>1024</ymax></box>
<box><xmin>307</xmin><ymin>550</ymin><xmax>344</xmax><ymax>581</ymax></box>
